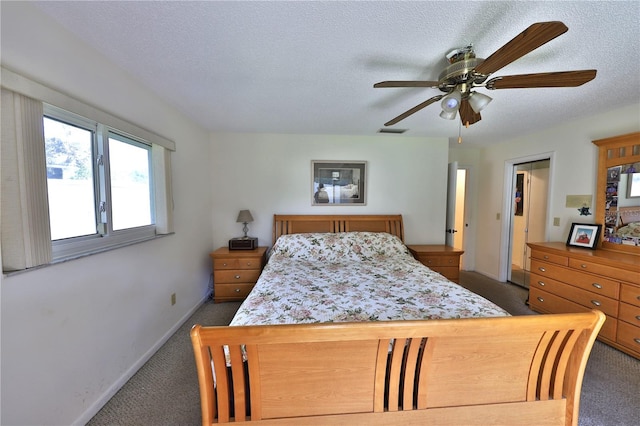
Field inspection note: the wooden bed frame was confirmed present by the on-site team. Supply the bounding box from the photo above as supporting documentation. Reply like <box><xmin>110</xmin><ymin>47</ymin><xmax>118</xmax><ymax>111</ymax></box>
<box><xmin>191</xmin><ymin>312</ymin><xmax>604</xmax><ymax>425</ymax></box>
<box><xmin>191</xmin><ymin>215</ymin><xmax>605</xmax><ymax>425</ymax></box>
<box><xmin>272</xmin><ymin>214</ymin><xmax>404</xmax><ymax>243</ymax></box>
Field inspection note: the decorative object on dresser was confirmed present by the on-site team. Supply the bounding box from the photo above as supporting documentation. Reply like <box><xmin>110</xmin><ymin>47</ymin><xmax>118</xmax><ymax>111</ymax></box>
<box><xmin>566</xmin><ymin>223</ymin><xmax>602</xmax><ymax>249</ymax></box>
<box><xmin>229</xmin><ymin>209</ymin><xmax>258</xmax><ymax>250</ymax></box>
<box><xmin>210</xmin><ymin>247</ymin><xmax>267</xmax><ymax>303</ymax></box>
<box><xmin>407</xmin><ymin>244</ymin><xmax>464</xmax><ymax>283</ymax></box>
<box><xmin>528</xmin><ymin>242</ymin><xmax>640</xmax><ymax>359</ymax></box>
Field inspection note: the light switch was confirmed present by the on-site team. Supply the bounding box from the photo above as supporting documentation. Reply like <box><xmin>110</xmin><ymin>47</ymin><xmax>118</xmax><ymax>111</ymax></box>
<box><xmin>553</xmin><ymin>217</ymin><xmax>560</xmax><ymax>226</ymax></box>
<box><xmin>496</xmin><ymin>213</ymin><xmax>501</xmax><ymax>220</ymax></box>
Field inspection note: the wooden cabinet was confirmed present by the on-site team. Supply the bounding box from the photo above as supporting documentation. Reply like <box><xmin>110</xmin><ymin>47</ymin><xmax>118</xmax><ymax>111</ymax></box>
<box><xmin>407</xmin><ymin>245</ymin><xmax>463</xmax><ymax>283</ymax></box>
<box><xmin>210</xmin><ymin>247</ymin><xmax>267</xmax><ymax>303</ymax></box>
<box><xmin>528</xmin><ymin>242</ymin><xmax>640</xmax><ymax>359</ymax></box>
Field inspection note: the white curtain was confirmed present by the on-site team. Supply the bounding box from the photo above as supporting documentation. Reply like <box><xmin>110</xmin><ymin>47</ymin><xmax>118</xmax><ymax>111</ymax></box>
<box><xmin>1</xmin><ymin>88</ymin><xmax>52</xmax><ymax>271</ymax></box>
<box><xmin>152</xmin><ymin>144</ymin><xmax>174</xmax><ymax>235</ymax></box>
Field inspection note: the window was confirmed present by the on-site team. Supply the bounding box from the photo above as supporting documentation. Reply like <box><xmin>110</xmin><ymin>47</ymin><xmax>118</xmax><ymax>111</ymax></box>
<box><xmin>1</xmin><ymin>69</ymin><xmax>174</xmax><ymax>272</ymax></box>
<box><xmin>43</xmin><ymin>105</ymin><xmax>159</xmax><ymax>260</ymax></box>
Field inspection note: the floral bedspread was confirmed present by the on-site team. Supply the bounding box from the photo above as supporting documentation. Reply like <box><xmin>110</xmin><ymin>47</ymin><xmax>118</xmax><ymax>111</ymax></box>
<box><xmin>229</xmin><ymin>232</ymin><xmax>508</xmax><ymax>327</ymax></box>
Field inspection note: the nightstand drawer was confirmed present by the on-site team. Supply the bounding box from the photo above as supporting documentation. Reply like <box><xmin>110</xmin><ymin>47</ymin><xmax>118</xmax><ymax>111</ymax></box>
<box><xmin>214</xmin><ymin>269</ymin><xmax>261</xmax><ymax>284</ymax></box>
<box><xmin>215</xmin><ymin>283</ymin><xmax>255</xmax><ymax>299</ymax></box>
<box><xmin>213</xmin><ymin>257</ymin><xmax>263</xmax><ymax>270</ymax></box>
<box><xmin>416</xmin><ymin>255</ymin><xmax>460</xmax><ymax>267</ymax></box>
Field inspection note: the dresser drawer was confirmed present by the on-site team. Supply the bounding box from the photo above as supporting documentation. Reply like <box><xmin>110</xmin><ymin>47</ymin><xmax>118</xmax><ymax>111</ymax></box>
<box><xmin>617</xmin><ymin>321</ymin><xmax>640</xmax><ymax>354</ymax></box>
<box><xmin>529</xmin><ymin>288</ymin><xmax>616</xmax><ymax>341</ymax></box>
<box><xmin>530</xmin><ymin>250</ymin><xmax>568</xmax><ymax>266</ymax></box>
<box><xmin>214</xmin><ymin>269</ymin><xmax>261</xmax><ymax>284</ymax></box>
<box><xmin>620</xmin><ymin>283</ymin><xmax>640</xmax><ymax>308</ymax></box>
<box><xmin>530</xmin><ymin>270</ymin><xmax>618</xmax><ymax>299</ymax></box>
<box><xmin>215</xmin><ymin>283</ymin><xmax>255</xmax><ymax>299</ymax></box>
<box><xmin>530</xmin><ymin>260</ymin><xmax>619</xmax><ymax>298</ymax></box>
<box><xmin>213</xmin><ymin>257</ymin><xmax>263</xmax><ymax>270</ymax></box>
<box><xmin>619</xmin><ymin>302</ymin><xmax>640</xmax><ymax>327</ymax></box>
<box><xmin>530</xmin><ymin>274</ymin><xmax>617</xmax><ymax>317</ymax></box>
<box><xmin>568</xmin><ymin>258</ymin><xmax>638</xmax><ymax>285</ymax></box>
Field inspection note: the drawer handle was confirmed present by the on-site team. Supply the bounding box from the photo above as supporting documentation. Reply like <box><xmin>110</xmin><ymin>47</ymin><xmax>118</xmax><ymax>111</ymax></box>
<box><xmin>580</xmin><ymin>264</ymin><xmax>587</xmax><ymax>269</ymax></box>
<box><xmin>235</xmin><ymin>288</ymin><xmax>241</xmax><ymax>293</ymax></box>
<box><xmin>223</xmin><ymin>262</ymin><xmax>228</xmax><ymax>267</ymax></box>
<box><xmin>592</xmin><ymin>283</ymin><xmax>602</xmax><ymax>289</ymax></box>
<box><xmin>543</xmin><ymin>255</ymin><xmax>549</xmax><ymax>259</ymax></box>
<box><xmin>538</xmin><ymin>267</ymin><xmax>546</xmax><ymax>272</ymax></box>
<box><xmin>635</xmin><ymin>315</ymin><xmax>640</xmax><ymax>321</ymax></box>
<box><xmin>634</xmin><ymin>338</ymin><xmax>640</xmax><ymax>345</ymax></box>
<box><xmin>246</xmin><ymin>262</ymin><xmax>252</xmax><ymax>266</ymax></box>
<box><xmin>234</xmin><ymin>275</ymin><xmax>241</xmax><ymax>279</ymax></box>
<box><xmin>591</xmin><ymin>300</ymin><xmax>601</xmax><ymax>307</ymax></box>
<box><xmin>537</xmin><ymin>281</ymin><xmax>546</xmax><ymax>286</ymax></box>
<box><xmin>537</xmin><ymin>297</ymin><xmax>544</xmax><ymax>302</ymax></box>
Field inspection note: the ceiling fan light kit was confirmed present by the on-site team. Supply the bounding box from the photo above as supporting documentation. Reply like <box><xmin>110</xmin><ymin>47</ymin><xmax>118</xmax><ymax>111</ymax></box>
<box><xmin>374</xmin><ymin>21</ymin><xmax>597</xmax><ymax>129</ymax></box>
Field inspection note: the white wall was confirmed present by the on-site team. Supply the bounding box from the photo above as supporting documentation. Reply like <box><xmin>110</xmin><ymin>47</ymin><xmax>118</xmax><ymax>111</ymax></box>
<box><xmin>472</xmin><ymin>103</ymin><xmax>640</xmax><ymax>279</ymax></box>
<box><xmin>1</xmin><ymin>4</ymin><xmax>213</xmax><ymax>425</ymax></box>
<box><xmin>210</xmin><ymin>133</ymin><xmax>449</xmax><ymax>248</ymax></box>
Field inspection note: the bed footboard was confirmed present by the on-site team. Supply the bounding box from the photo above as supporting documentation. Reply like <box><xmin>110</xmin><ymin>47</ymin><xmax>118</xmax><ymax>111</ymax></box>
<box><xmin>191</xmin><ymin>311</ymin><xmax>604</xmax><ymax>425</ymax></box>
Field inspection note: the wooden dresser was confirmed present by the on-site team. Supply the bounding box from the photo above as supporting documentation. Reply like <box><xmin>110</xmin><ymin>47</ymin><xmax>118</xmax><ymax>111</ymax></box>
<box><xmin>210</xmin><ymin>247</ymin><xmax>267</xmax><ymax>303</ymax></box>
<box><xmin>528</xmin><ymin>242</ymin><xmax>640</xmax><ymax>359</ymax></box>
<box><xmin>407</xmin><ymin>245</ymin><xmax>464</xmax><ymax>283</ymax></box>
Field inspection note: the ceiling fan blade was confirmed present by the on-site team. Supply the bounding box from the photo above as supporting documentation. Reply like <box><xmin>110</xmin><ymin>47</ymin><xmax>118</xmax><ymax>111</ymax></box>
<box><xmin>384</xmin><ymin>94</ymin><xmax>444</xmax><ymax>126</ymax></box>
<box><xmin>486</xmin><ymin>70</ymin><xmax>597</xmax><ymax>89</ymax></box>
<box><xmin>474</xmin><ymin>21</ymin><xmax>568</xmax><ymax>76</ymax></box>
<box><xmin>459</xmin><ymin>99</ymin><xmax>481</xmax><ymax>126</ymax></box>
<box><xmin>374</xmin><ymin>80</ymin><xmax>440</xmax><ymax>88</ymax></box>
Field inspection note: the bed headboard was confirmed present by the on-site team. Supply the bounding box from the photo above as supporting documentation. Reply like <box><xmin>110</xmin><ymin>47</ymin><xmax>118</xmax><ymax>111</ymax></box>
<box><xmin>273</xmin><ymin>214</ymin><xmax>404</xmax><ymax>244</ymax></box>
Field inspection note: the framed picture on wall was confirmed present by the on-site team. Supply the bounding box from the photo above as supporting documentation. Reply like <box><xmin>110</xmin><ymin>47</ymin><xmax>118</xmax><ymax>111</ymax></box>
<box><xmin>311</xmin><ymin>161</ymin><xmax>366</xmax><ymax>205</ymax></box>
<box><xmin>566</xmin><ymin>223</ymin><xmax>602</xmax><ymax>249</ymax></box>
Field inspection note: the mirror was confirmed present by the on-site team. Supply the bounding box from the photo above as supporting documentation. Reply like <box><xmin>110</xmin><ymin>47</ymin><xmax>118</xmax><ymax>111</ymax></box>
<box><xmin>593</xmin><ymin>132</ymin><xmax>640</xmax><ymax>254</ymax></box>
<box><xmin>604</xmin><ymin>163</ymin><xmax>640</xmax><ymax>246</ymax></box>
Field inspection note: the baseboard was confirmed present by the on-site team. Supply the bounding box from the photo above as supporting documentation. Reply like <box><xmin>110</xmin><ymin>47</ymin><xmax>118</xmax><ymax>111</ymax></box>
<box><xmin>74</xmin><ymin>291</ymin><xmax>211</xmax><ymax>425</ymax></box>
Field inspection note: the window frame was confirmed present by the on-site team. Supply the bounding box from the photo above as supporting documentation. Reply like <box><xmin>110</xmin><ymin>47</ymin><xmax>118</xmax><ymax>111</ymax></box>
<box><xmin>44</xmin><ymin>104</ymin><xmax>158</xmax><ymax>261</ymax></box>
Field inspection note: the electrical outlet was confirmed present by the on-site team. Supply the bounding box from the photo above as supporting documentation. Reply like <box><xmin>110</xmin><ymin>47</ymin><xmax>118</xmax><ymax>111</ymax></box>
<box><xmin>553</xmin><ymin>217</ymin><xmax>561</xmax><ymax>227</ymax></box>
<box><xmin>171</xmin><ymin>293</ymin><xmax>176</xmax><ymax>306</ymax></box>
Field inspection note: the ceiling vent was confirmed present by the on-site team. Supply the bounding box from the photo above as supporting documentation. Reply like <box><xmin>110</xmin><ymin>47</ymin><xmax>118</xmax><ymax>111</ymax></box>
<box><xmin>378</xmin><ymin>128</ymin><xmax>407</xmax><ymax>134</ymax></box>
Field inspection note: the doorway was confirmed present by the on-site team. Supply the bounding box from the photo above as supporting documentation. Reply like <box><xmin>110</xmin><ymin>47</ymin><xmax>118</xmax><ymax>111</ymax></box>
<box><xmin>508</xmin><ymin>159</ymin><xmax>550</xmax><ymax>288</ymax></box>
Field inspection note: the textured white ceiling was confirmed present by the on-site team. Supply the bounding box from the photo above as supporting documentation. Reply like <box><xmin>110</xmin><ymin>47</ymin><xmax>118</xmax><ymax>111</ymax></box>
<box><xmin>30</xmin><ymin>1</ymin><xmax>640</xmax><ymax>146</ymax></box>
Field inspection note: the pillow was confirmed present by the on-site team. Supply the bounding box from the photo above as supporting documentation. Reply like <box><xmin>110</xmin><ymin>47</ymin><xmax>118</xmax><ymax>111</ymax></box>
<box><xmin>270</xmin><ymin>232</ymin><xmax>409</xmax><ymax>262</ymax></box>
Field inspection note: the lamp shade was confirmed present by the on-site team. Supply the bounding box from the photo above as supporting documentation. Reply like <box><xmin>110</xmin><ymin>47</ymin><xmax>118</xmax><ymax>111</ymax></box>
<box><xmin>439</xmin><ymin>110</ymin><xmax>457</xmax><ymax>120</ymax></box>
<box><xmin>441</xmin><ymin>91</ymin><xmax>461</xmax><ymax>113</ymax></box>
<box><xmin>236</xmin><ymin>210</ymin><xmax>254</xmax><ymax>223</ymax></box>
<box><xmin>468</xmin><ymin>91</ymin><xmax>492</xmax><ymax>113</ymax></box>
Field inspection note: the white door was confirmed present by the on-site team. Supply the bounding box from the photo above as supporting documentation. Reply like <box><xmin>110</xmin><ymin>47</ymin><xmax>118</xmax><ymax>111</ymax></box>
<box><xmin>445</xmin><ymin>162</ymin><xmax>458</xmax><ymax>247</ymax></box>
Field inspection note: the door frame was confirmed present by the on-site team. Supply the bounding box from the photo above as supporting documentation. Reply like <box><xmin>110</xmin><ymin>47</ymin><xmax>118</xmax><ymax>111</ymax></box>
<box><xmin>498</xmin><ymin>152</ymin><xmax>555</xmax><ymax>282</ymax></box>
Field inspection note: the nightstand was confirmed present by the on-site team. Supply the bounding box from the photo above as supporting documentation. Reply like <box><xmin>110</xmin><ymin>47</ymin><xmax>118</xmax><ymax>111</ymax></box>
<box><xmin>210</xmin><ymin>246</ymin><xmax>267</xmax><ymax>303</ymax></box>
<box><xmin>407</xmin><ymin>245</ymin><xmax>464</xmax><ymax>283</ymax></box>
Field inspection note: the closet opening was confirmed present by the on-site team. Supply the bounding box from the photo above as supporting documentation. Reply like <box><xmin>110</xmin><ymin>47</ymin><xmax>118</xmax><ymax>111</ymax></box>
<box><xmin>508</xmin><ymin>159</ymin><xmax>550</xmax><ymax>288</ymax></box>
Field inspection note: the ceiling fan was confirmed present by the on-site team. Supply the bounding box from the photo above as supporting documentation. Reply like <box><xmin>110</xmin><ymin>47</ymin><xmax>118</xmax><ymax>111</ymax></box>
<box><xmin>374</xmin><ymin>21</ymin><xmax>597</xmax><ymax>127</ymax></box>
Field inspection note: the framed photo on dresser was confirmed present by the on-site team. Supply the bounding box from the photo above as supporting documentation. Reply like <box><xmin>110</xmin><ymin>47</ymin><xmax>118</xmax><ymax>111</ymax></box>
<box><xmin>566</xmin><ymin>223</ymin><xmax>602</xmax><ymax>249</ymax></box>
